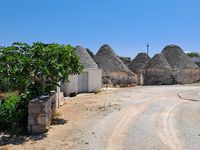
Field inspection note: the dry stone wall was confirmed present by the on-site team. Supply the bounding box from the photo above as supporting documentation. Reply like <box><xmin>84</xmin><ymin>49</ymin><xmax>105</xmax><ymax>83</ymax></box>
<box><xmin>28</xmin><ymin>93</ymin><xmax>56</xmax><ymax>134</ymax></box>
<box><xmin>106</xmin><ymin>71</ymin><xmax>137</xmax><ymax>86</ymax></box>
<box><xmin>144</xmin><ymin>69</ymin><xmax>175</xmax><ymax>85</ymax></box>
<box><xmin>172</xmin><ymin>69</ymin><xmax>200</xmax><ymax>84</ymax></box>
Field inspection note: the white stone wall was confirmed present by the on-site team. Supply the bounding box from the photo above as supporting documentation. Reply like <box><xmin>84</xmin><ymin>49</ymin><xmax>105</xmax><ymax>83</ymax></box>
<box><xmin>61</xmin><ymin>69</ymin><xmax>102</xmax><ymax>96</ymax></box>
<box><xmin>61</xmin><ymin>75</ymin><xmax>78</xmax><ymax>96</ymax></box>
<box><xmin>55</xmin><ymin>85</ymin><xmax>65</xmax><ymax>109</ymax></box>
<box><xmin>88</xmin><ymin>69</ymin><xmax>102</xmax><ymax>92</ymax></box>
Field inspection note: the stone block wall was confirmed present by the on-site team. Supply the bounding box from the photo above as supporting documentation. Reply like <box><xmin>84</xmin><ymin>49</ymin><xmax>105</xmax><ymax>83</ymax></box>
<box><xmin>144</xmin><ymin>69</ymin><xmax>175</xmax><ymax>85</ymax></box>
<box><xmin>106</xmin><ymin>71</ymin><xmax>137</xmax><ymax>86</ymax></box>
<box><xmin>172</xmin><ymin>69</ymin><xmax>200</xmax><ymax>84</ymax></box>
<box><xmin>28</xmin><ymin>94</ymin><xmax>56</xmax><ymax>134</ymax></box>
<box><xmin>144</xmin><ymin>68</ymin><xmax>200</xmax><ymax>85</ymax></box>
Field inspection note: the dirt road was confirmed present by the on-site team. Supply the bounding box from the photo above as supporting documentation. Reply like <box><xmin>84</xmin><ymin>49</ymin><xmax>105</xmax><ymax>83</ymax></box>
<box><xmin>1</xmin><ymin>85</ymin><xmax>200</xmax><ymax>150</ymax></box>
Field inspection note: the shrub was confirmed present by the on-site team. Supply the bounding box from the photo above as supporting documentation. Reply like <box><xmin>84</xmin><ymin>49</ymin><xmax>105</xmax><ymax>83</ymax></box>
<box><xmin>94</xmin><ymin>89</ymin><xmax>102</xmax><ymax>94</ymax></box>
<box><xmin>0</xmin><ymin>42</ymin><xmax>83</xmax><ymax>134</ymax></box>
<box><xmin>0</xmin><ymin>94</ymin><xmax>29</xmax><ymax>134</ymax></box>
<box><xmin>0</xmin><ymin>91</ymin><xmax>19</xmax><ymax>100</ymax></box>
<box><xmin>186</xmin><ymin>52</ymin><xmax>200</xmax><ymax>58</ymax></box>
<box><xmin>0</xmin><ymin>42</ymin><xmax>83</xmax><ymax>96</ymax></box>
<box><xmin>0</xmin><ymin>78</ymin><xmax>13</xmax><ymax>92</ymax></box>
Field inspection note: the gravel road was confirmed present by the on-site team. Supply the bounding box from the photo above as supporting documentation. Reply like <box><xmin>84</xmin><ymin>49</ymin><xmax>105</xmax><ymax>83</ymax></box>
<box><xmin>1</xmin><ymin>85</ymin><xmax>200</xmax><ymax>150</ymax></box>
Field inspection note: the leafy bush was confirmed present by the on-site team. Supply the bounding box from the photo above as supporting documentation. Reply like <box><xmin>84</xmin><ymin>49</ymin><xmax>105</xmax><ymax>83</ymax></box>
<box><xmin>0</xmin><ymin>78</ymin><xmax>13</xmax><ymax>92</ymax></box>
<box><xmin>186</xmin><ymin>52</ymin><xmax>200</xmax><ymax>58</ymax></box>
<box><xmin>0</xmin><ymin>94</ymin><xmax>30</xmax><ymax>134</ymax></box>
<box><xmin>0</xmin><ymin>91</ymin><xmax>19</xmax><ymax>100</ymax></box>
<box><xmin>0</xmin><ymin>42</ymin><xmax>83</xmax><ymax>96</ymax></box>
<box><xmin>0</xmin><ymin>42</ymin><xmax>83</xmax><ymax>134</ymax></box>
<box><xmin>94</xmin><ymin>89</ymin><xmax>102</xmax><ymax>94</ymax></box>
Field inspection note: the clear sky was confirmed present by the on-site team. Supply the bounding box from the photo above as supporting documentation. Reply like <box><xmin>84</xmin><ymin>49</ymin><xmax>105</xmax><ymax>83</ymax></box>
<box><xmin>0</xmin><ymin>0</ymin><xmax>200</xmax><ymax>58</ymax></box>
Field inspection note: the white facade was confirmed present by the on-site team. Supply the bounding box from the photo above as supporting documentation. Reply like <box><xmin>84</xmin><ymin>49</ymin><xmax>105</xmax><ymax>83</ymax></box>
<box><xmin>61</xmin><ymin>68</ymin><xmax>102</xmax><ymax>96</ymax></box>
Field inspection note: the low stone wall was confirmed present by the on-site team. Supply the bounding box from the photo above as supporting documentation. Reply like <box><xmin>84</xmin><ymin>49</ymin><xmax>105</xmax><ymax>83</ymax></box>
<box><xmin>144</xmin><ymin>69</ymin><xmax>175</xmax><ymax>85</ymax></box>
<box><xmin>172</xmin><ymin>69</ymin><xmax>200</xmax><ymax>84</ymax></box>
<box><xmin>28</xmin><ymin>94</ymin><xmax>56</xmax><ymax>134</ymax></box>
<box><xmin>144</xmin><ymin>68</ymin><xmax>200</xmax><ymax>85</ymax></box>
<box><xmin>103</xmin><ymin>71</ymin><xmax>137</xmax><ymax>86</ymax></box>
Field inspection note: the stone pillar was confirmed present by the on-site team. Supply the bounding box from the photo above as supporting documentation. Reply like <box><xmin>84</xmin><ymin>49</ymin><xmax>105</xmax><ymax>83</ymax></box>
<box><xmin>28</xmin><ymin>94</ymin><xmax>56</xmax><ymax>134</ymax></box>
<box><xmin>56</xmin><ymin>84</ymin><xmax>65</xmax><ymax>109</ymax></box>
<box><xmin>137</xmin><ymin>69</ymin><xmax>144</xmax><ymax>85</ymax></box>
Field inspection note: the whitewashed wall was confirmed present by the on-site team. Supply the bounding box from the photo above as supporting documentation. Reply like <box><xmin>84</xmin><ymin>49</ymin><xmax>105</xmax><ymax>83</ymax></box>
<box><xmin>61</xmin><ymin>68</ymin><xmax>102</xmax><ymax>96</ymax></box>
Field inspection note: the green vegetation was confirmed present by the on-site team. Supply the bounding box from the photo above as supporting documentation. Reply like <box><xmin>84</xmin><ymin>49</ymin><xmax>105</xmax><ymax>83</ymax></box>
<box><xmin>119</xmin><ymin>56</ymin><xmax>131</xmax><ymax>61</ymax></box>
<box><xmin>186</xmin><ymin>52</ymin><xmax>200</xmax><ymax>58</ymax></box>
<box><xmin>0</xmin><ymin>42</ymin><xmax>83</xmax><ymax>95</ymax></box>
<box><xmin>94</xmin><ymin>89</ymin><xmax>102</xmax><ymax>94</ymax></box>
<box><xmin>0</xmin><ymin>42</ymin><xmax>83</xmax><ymax>134</ymax></box>
<box><xmin>0</xmin><ymin>94</ymin><xmax>29</xmax><ymax>134</ymax></box>
<box><xmin>0</xmin><ymin>91</ymin><xmax>19</xmax><ymax>100</ymax></box>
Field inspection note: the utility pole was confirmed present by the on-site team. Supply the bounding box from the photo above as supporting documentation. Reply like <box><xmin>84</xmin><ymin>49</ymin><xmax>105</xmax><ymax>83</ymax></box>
<box><xmin>147</xmin><ymin>43</ymin><xmax>149</xmax><ymax>55</ymax></box>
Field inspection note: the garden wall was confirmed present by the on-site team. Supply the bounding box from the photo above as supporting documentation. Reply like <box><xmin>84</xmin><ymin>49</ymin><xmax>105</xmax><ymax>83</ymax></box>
<box><xmin>172</xmin><ymin>69</ymin><xmax>200</xmax><ymax>84</ymax></box>
<box><xmin>107</xmin><ymin>71</ymin><xmax>137</xmax><ymax>86</ymax></box>
<box><xmin>28</xmin><ymin>93</ymin><xmax>57</xmax><ymax>134</ymax></box>
<box><xmin>144</xmin><ymin>69</ymin><xmax>175</xmax><ymax>85</ymax></box>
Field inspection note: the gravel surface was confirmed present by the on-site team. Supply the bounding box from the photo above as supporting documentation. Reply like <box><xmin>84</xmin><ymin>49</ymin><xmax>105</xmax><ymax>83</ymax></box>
<box><xmin>1</xmin><ymin>85</ymin><xmax>200</xmax><ymax>150</ymax></box>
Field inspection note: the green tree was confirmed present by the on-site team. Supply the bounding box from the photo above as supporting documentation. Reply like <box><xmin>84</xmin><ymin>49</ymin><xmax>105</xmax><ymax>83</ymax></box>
<box><xmin>186</xmin><ymin>52</ymin><xmax>200</xmax><ymax>58</ymax></box>
<box><xmin>0</xmin><ymin>42</ymin><xmax>83</xmax><ymax>96</ymax></box>
<box><xmin>0</xmin><ymin>42</ymin><xmax>83</xmax><ymax>134</ymax></box>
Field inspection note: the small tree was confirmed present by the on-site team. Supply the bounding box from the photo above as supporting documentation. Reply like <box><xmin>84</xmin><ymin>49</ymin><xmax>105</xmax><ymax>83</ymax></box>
<box><xmin>186</xmin><ymin>52</ymin><xmax>200</xmax><ymax>58</ymax></box>
<box><xmin>0</xmin><ymin>42</ymin><xmax>83</xmax><ymax>133</ymax></box>
<box><xmin>0</xmin><ymin>42</ymin><xmax>83</xmax><ymax>96</ymax></box>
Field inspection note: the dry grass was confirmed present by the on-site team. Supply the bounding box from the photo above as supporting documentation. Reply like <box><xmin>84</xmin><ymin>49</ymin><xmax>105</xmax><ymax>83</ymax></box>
<box><xmin>0</xmin><ymin>147</ymin><xmax>10</xmax><ymax>150</ymax></box>
<box><xmin>0</xmin><ymin>91</ymin><xmax>19</xmax><ymax>99</ymax></box>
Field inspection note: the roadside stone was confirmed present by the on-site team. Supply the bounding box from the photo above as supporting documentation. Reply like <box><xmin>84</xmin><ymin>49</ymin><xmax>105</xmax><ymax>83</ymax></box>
<box><xmin>28</xmin><ymin>94</ymin><xmax>56</xmax><ymax>134</ymax></box>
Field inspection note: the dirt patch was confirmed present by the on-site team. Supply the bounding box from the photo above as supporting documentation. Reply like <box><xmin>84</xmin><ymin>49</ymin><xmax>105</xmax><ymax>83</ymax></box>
<box><xmin>97</xmin><ymin>103</ymin><xmax>120</xmax><ymax>112</ymax></box>
<box><xmin>1</xmin><ymin>88</ymin><xmax>125</xmax><ymax>150</ymax></box>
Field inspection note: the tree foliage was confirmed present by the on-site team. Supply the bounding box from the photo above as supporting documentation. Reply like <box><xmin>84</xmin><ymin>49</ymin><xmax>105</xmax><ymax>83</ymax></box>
<box><xmin>0</xmin><ymin>42</ymin><xmax>83</xmax><ymax>134</ymax></box>
<box><xmin>119</xmin><ymin>56</ymin><xmax>131</xmax><ymax>61</ymax></box>
<box><xmin>0</xmin><ymin>42</ymin><xmax>83</xmax><ymax>96</ymax></box>
<box><xmin>0</xmin><ymin>94</ymin><xmax>29</xmax><ymax>134</ymax></box>
<box><xmin>186</xmin><ymin>52</ymin><xmax>200</xmax><ymax>58</ymax></box>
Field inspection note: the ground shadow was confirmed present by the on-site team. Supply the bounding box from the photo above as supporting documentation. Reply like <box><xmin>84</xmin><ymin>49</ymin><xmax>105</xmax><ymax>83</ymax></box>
<box><xmin>52</xmin><ymin>118</ymin><xmax>68</xmax><ymax>125</ymax></box>
<box><xmin>0</xmin><ymin>132</ymin><xmax>47</xmax><ymax>146</ymax></box>
<box><xmin>0</xmin><ymin>119</ymin><xmax>68</xmax><ymax>147</ymax></box>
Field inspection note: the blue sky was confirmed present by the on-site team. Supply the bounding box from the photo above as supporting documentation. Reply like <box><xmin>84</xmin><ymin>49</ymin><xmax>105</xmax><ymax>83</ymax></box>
<box><xmin>0</xmin><ymin>0</ymin><xmax>200</xmax><ymax>58</ymax></box>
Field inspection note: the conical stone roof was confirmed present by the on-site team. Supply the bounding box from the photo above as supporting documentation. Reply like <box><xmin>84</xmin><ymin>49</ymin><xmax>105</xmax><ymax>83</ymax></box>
<box><xmin>145</xmin><ymin>53</ymin><xmax>171</xmax><ymax>69</ymax></box>
<box><xmin>94</xmin><ymin>44</ymin><xmax>134</xmax><ymax>74</ymax></box>
<box><xmin>161</xmin><ymin>45</ymin><xmax>200</xmax><ymax>69</ymax></box>
<box><xmin>128</xmin><ymin>53</ymin><xmax>151</xmax><ymax>73</ymax></box>
<box><xmin>120</xmin><ymin>57</ymin><xmax>131</xmax><ymax>66</ymax></box>
<box><xmin>192</xmin><ymin>57</ymin><xmax>200</xmax><ymax>67</ymax></box>
<box><xmin>75</xmin><ymin>46</ymin><xmax>98</xmax><ymax>69</ymax></box>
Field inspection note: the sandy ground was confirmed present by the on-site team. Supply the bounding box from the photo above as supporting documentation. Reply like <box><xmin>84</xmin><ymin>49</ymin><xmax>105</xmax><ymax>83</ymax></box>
<box><xmin>1</xmin><ymin>85</ymin><xmax>200</xmax><ymax>150</ymax></box>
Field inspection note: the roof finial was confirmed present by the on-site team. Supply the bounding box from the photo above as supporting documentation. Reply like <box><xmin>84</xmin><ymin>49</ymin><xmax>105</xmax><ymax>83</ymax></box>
<box><xmin>147</xmin><ymin>43</ymin><xmax>149</xmax><ymax>55</ymax></box>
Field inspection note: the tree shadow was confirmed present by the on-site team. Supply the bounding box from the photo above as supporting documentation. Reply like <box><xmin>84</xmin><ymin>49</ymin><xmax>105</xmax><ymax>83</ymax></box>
<box><xmin>52</xmin><ymin>118</ymin><xmax>68</xmax><ymax>125</ymax></box>
<box><xmin>0</xmin><ymin>119</ymin><xmax>68</xmax><ymax>146</ymax></box>
<box><xmin>0</xmin><ymin>132</ymin><xmax>47</xmax><ymax>146</ymax></box>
